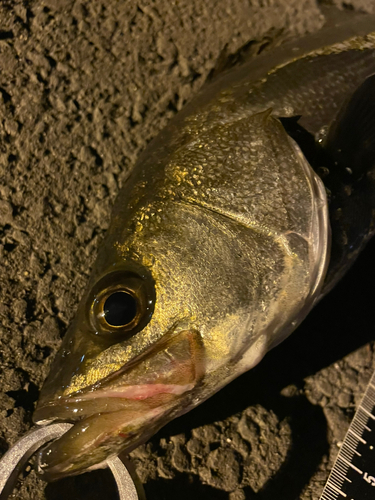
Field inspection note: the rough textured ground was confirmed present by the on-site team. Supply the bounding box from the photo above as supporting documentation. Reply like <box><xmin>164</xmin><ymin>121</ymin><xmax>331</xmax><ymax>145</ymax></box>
<box><xmin>1</xmin><ymin>0</ymin><xmax>375</xmax><ymax>499</ymax></box>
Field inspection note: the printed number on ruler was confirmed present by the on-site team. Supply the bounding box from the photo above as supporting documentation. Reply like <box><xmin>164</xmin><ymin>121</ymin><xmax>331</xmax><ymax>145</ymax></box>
<box><xmin>320</xmin><ymin>371</ymin><xmax>375</xmax><ymax>499</ymax></box>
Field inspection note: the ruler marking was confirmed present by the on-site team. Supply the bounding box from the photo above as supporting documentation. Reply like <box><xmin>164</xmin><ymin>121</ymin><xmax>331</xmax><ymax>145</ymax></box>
<box><xmin>351</xmin><ymin>418</ymin><xmax>367</xmax><ymax>433</ymax></box>
<box><xmin>327</xmin><ymin>483</ymin><xmax>347</xmax><ymax>497</ymax></box>
<box><xmin>360</xmin><ymin>398</ymin><xmax>373</xmax><ymax>413</ymax></box>
<box><xmin>335</xmin><ymin>462</ymin><xmax>348</xmax><ymax>475</ymax></box>
<box><xmin>345</xmin><ymin>435</ymin><xmax>362</xmax><ymax>454</ymax></box>
<box><xmin>339</xmin><ymin>456</ymin><xmax>363</xmax><ymax>475</ymax></box>
<box><xmin>322</xmin><ymin>486</ymin><xmax>340</xmax><ymax>500</ymax></box>
<box><xmin>340</xmin><ymin>447</ymin><xmax>354</xmax><ymax>461</ymax></box>
<box><xmin>319</xmin><ymin>369</ymin><xmax>375</xmax><ymax>500</ymax></box>
<box><xmin>351</xmin><ymin>423</ymin><xmax>364</xmax><ymax>436</ymax></box>
<box><xmin>322</xmin><ymin>490</ymin><xmax>337</xmax><ymax>500</ymax></box>
<box><xmin>366</xmin><ymin>389</ymin><xmax>375</xmax><ymax>403</ymax></box>
<box><xmin>344</xmin><ymin>436</ymin><xmax>362</xmax><ymax>456</ymax></box>
<box><xmin>332</xmin><ymin>469</ymin><xmax>345</xmax><ymax>478</ymax></box>
<box><xmin>351</xmin><ymin>419</ymin><xmax>363</xmax><ymax>428</ymax></box>
<box><xmin>355</xmin><ymin>411</ymin><xmax>369</xmax><ymax>426</ymax></box>
<box><xmin>328</xmin><ymin>491</ymin><xmax>339</xmax><ymax>500</ymax></box>
<box><xmin>331</xmin><ymin>473</ymin><xmax>345</xmax><ymax>485</ymax></box>
<box><xmin>364</xmin><ymin>387</ymin><xmax>375</xmax><ymax>398</ymax></box>
<box><xmin>348</xmin><ymin>430</ymin><xmax>366</xmax><ymax>444</ymax></box>
<box><xmin>359</xmin><ymin>405</ymin><xmax>375</xmax><ymax>419</ymax></box>
<box><xmin>331</xmin><ymin>480</ymin><xmax>344</xmax><ymax>490</ymax></box>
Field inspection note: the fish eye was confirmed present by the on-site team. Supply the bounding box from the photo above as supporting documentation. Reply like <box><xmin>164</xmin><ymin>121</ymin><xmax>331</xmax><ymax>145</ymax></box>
<box><xmin>89</xmin><ymin>270</ymin><xmax>155</xmax><ymax>337</ymax></box>
<box><xmin>103</xmin><ymin>291</ymin><xmax>137</xmax><ymax>327</ymax></box>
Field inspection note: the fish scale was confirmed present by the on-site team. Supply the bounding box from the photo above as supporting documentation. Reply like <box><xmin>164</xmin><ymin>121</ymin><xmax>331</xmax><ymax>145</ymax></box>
<box><xmin>170</xmin><ymin>34</ymin><xmax>375</xmax><ymax>142</ymax></box>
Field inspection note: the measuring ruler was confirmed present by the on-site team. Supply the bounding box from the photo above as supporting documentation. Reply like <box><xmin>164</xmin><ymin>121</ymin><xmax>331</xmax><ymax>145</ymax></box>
<box><xmin>320</xmin><ymin>369</ymin><xmax>375</xmax><ymax>499</ymax></box>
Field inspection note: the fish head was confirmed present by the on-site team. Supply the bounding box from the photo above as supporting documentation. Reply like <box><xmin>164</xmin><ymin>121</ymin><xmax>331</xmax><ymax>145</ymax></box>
<box><xmin>33</xmin><ymin>221</ymin><xmax>264</xmax><ymax>481</ymax></box>
<box><xmin>34</xmin><ymin>111</ymin><xmax>328</xmax><ymax>480</ymax></box>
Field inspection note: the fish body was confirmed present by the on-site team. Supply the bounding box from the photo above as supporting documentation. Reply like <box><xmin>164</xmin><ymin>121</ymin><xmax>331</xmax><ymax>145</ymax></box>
<box><xmin>34</xmin><ymin>9</ymin><xmax>375</xmax><ymax>479</ymax></box>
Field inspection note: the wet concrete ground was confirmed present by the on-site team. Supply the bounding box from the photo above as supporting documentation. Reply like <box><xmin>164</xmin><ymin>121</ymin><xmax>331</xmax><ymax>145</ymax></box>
<box><xmin>1</xmin><ymin>0</ymin><xmax>375</xmax><ymax>498</ymax></box>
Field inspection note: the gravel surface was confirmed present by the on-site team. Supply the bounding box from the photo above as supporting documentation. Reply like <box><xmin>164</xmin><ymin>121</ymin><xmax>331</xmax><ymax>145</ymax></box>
<box><xmin>1</xmin><ymin>0</ymin><xmax>375</xmax><ymax>499</ymax></box>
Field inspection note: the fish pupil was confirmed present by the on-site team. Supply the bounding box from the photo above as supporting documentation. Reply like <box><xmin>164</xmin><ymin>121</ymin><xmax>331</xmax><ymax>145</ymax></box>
<box><xmin>103</xmin><ymin>291</ymin><xmax>137</xmax><ymax>327</ymax></box>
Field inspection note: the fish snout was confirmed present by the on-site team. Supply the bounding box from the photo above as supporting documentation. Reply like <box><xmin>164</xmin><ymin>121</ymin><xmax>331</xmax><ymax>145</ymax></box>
<box><xmin>34</xmin><ymin>329</ymin><xmax>205</xmax><ymax>480</ymax></box>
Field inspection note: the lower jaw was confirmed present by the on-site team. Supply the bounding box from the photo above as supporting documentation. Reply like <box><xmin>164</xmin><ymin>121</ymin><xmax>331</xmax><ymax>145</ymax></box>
<box><xmin>34</xmin><ymin>329</ymin><xmax>204</xmax><ymax>480</ymax></box>
<box><xmin>36</xmin><ymin>403</ymin><xmax>170</xmax><ymax>481</ymax></box>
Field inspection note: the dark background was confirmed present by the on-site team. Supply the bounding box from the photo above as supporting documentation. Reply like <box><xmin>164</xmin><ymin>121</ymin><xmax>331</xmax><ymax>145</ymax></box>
<box><xmin>1</xmin><ymin>0</ymin><xmax>375</xmax><ymax>499</ymax></box>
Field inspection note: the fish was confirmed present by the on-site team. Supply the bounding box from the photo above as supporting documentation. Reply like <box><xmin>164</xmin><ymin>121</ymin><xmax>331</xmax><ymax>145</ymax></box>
<box><xmin>33</xmin><ymin>8</ymin><xmax>375</xmax><ymax>480</ymax></box>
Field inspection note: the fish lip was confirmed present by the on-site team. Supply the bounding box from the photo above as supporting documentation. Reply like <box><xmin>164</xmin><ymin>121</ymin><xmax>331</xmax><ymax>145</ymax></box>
<box><xmin>34</xmin><ymin>325</ymin><xmax>204</xmax><ymax>480</ymax></box>
<box><xmin>35</xmin><ymin>382</ymin><xmax>201</xmax><ymax>480</ymax></box>
<box><xmin>36</xmin><ymin>403</ymin><xmax>175</xmax><ymax>482</ymax></box>
<box><xmin>34</xmin><ymin>328</ymin><xmax>204</xmax><ymax>425</ymax></box>
<box><xmin>68</xmin><ymin>382</ymin><xmax>196</xmax><ymax>402</ymax></box>
<box><xmin>34</xmin><ymin>381</ymin><xmax>196</xmax><ymax>424</ymax></box>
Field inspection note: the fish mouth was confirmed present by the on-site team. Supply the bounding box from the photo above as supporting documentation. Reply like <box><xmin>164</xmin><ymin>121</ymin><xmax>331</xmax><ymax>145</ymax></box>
<box><xmin>33</xmin><ymin>329</ymin><xmax>204</xmax><ymax>481</ymax></box>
